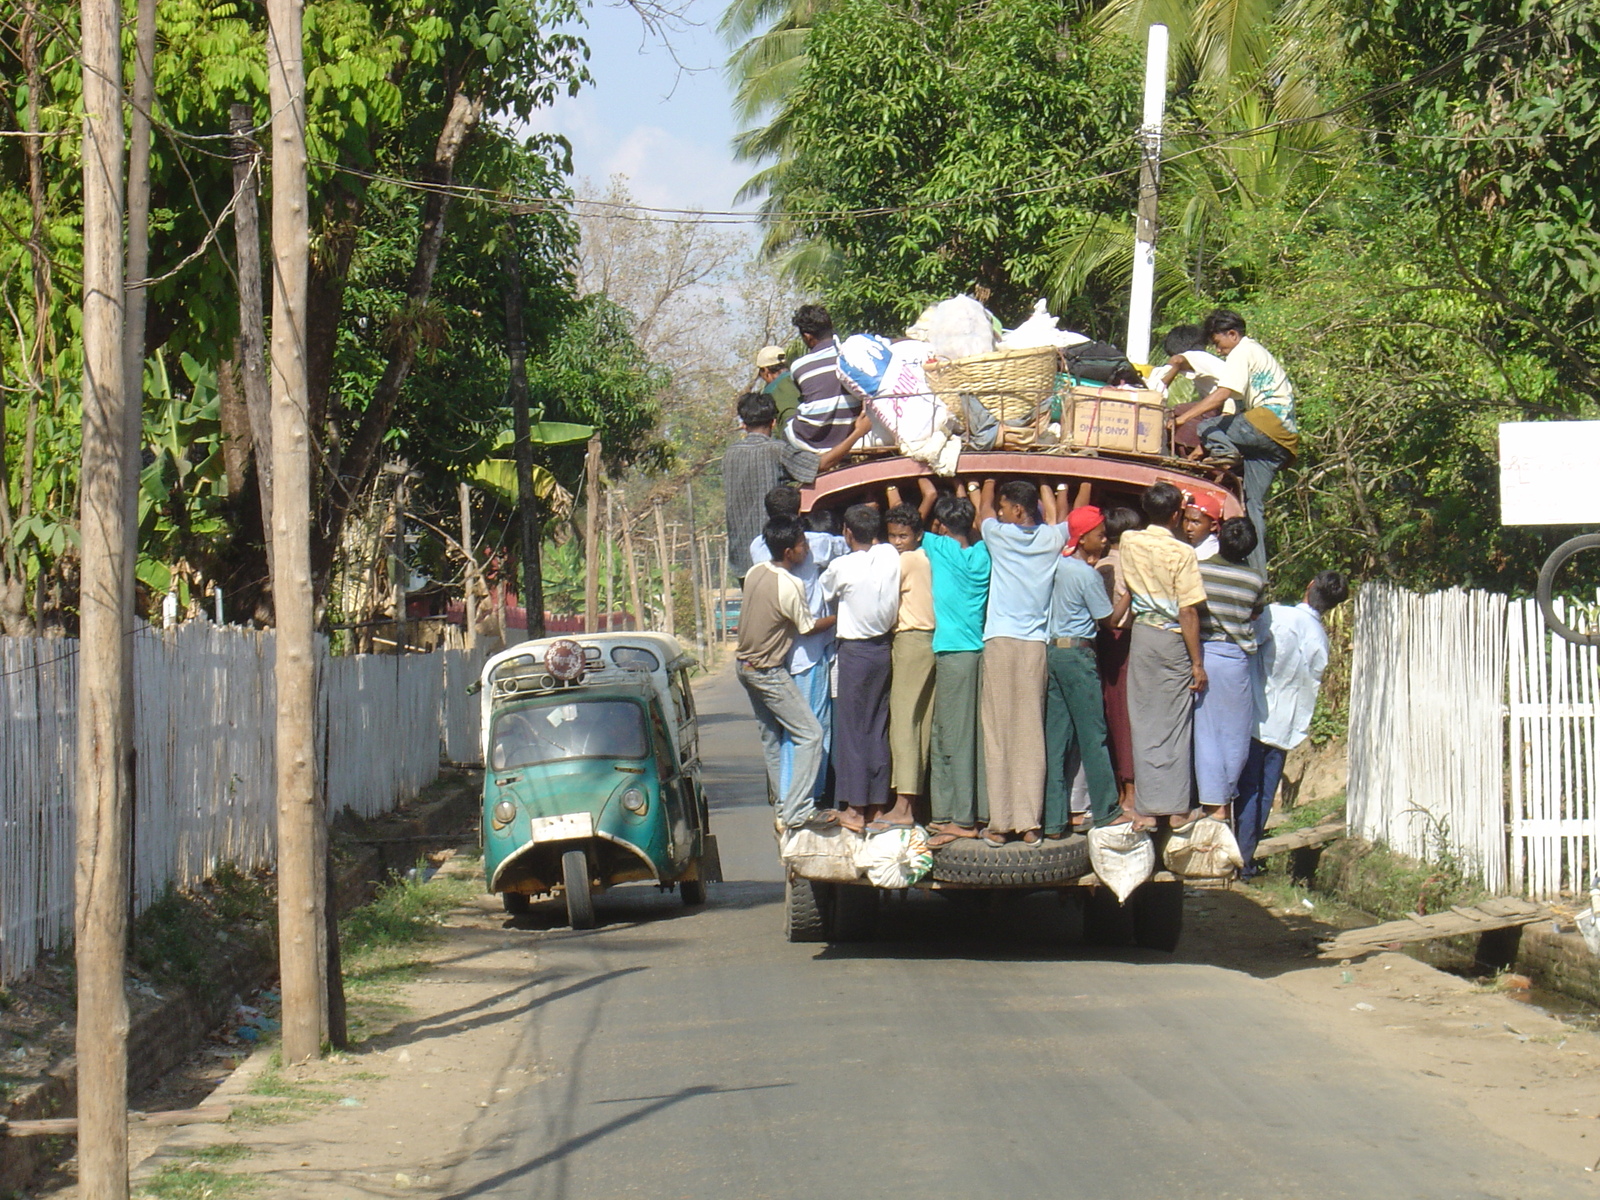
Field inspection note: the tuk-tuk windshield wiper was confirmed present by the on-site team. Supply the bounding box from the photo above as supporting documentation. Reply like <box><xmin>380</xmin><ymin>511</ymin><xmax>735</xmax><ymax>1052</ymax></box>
<box><xmin>490</xmin><ymin>700</ymin><xmax>648</xmax><ymax>770</ymax></box>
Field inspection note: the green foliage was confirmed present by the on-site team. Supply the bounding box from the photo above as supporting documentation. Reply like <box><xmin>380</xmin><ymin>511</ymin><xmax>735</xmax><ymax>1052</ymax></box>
<box><xmin>135</xmin><ymin>1162</ymin><xmax>260</xmax><ymax>1200</ymax></box>
<box><xmin>781</xmin><ymin>0</ymin><xmax>1142</xmax><ymax>330</ymax></box>
<box><xmin>339</xmin><ymin>867</ymin><xmax>472</xmax><ymax>956</ymax></box>
<box><xmin>1314</xmin><ymin>833</ymin><xmax>1485</xmax><ymax>920</ymax></box>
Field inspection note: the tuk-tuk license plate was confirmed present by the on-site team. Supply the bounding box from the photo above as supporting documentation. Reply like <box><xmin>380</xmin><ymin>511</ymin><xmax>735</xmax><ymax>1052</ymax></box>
<box><xmin>528</xmin><ymin>812</ymin><xmax>594</xmax><ymax>842</ymax></box>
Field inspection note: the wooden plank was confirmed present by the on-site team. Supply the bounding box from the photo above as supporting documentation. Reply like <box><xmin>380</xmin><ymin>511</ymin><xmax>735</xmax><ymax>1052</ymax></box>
<box><xmin>2</xmin><ymin>1104</ymin><xmax>232</xmax><ymax>1137</ymax></box>
<box><xmin>1319</xmin><ymin>903</ymin><xmax>1552</xmax><ymax>959</ymax></box>
<box><xmin>1253</xmin><ymin>821</ymin><xmax>1346</xmax><ymax>858</ymax></box>
<box><xmin>1448</xmin><ymin>904</ymin><xmax>1492</xmax><ymax>922</ymax></box>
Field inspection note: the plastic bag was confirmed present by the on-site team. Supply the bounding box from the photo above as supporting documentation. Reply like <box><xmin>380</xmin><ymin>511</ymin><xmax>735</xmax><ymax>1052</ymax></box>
<box><xmin>779</xmin><ymin>823</ymin><xmax>863</xmax><ymax>883</ymax></box>
<box><xmin>926</xmin><ymin>296</ymin><xmax>997</xmax><ymax>362</ymax></box>
<box><xmin>1163</xmin><ymin>817</ymin><xmax>1244</xmax><ymax>878</ymax></box>
<box><xmin>1000</xmin><ymin>299</ymin><xmax>1091</xmax><ymax>350</ymax></box>
<box><xmin>1088</xmin><ymin>823</ymin><xmax>1155</xmax><ymax>903</ymax></box>
<box><xmin>857</xmin><ymin>826</ymin><xmax>933</xmax><ymax>888</ymax></box>
<box><xmin>836</xmin><ymin>333</ymin><xmax>896</xmax><ymax>399</ymax></box>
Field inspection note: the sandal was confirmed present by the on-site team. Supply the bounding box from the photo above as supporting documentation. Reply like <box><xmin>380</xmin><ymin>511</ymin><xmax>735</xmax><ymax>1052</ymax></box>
<box><xmin>1020</xmin><ymin>830</ymin><xmax>1042</xmax><ymax>845</ymax></box>
<box><xmin>926</xmin><ymin>832</ymin><xmax>962</xmax><ymax>849</ymax></box>
<box><xmin>981</xmin><ymin>830</ymin><xmax>1008</xmax><ymax>847</ymax></box>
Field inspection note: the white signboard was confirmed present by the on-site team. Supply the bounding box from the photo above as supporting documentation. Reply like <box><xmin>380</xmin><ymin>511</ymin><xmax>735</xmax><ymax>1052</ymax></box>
<box><xmin>1499</xmin><ymin>421</ymin><xmax>1600</xmax><ymax>526</ymax></box>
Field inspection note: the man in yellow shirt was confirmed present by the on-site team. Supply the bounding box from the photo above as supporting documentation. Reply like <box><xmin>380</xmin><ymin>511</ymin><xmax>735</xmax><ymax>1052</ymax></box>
<box><xmin>881</xmin><ymin>501</ymin><xmax>936</xmax><ymax>829</ymax></box>
<box><xmin>1119</xmin><ymin>482</ymin><xmax>1207</xmax><ymax>827</ymax></box>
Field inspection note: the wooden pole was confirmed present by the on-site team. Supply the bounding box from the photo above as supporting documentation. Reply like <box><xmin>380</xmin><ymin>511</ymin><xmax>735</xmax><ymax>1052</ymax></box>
<box><xmin>77</xmin><ymin>0</ymin><xmax>131</xmax><ymax>1191</ymax></box>
<box><xmin>267</xmin><ymin>0</ymin><xmax>327</xmax><ymax>1064</ymax></box>
<box><xmin>698</xmin><ymin>532</ymin><xmax>716</xmax><ymax>647</ymax></box>
<box><xmin>389</xmin><ymin>471</ymin><xmax>407</xmax><ymax>651</ymax></box>
<box><xmin>582</xmin><ymin>436</ymin><xmax>601</xmax><ymax>633</ymax></box>
<box><xmin>652</xmin><ymin>500</ymin><xmax>676</xmax><ymax>636</ymax></box>
<box><xmin>622</xmin><ymin>518</ymin><xmax>643</xmax><ymax>632</ymax></box>
<box><xmin>229</xmin><ymin>103</ymin><xmax>274</xmax><ymax>581</ymax></box>
<box><xmin>459</xmin><ymin>482</ymin><xmax>477</xmax><ymax>649</ymax></box>
<box><xmin>603</xmin><ymin>487</ymin><xmax>615</xmax><ymax>632</ymax></box>
<box><xmin>683</xmin><ymin>485</ymin><xmax>706</xmax><ymax>656</ymax></box>
<box><xmin>504</xmin><ymin>247</ymin><xmax>542</xmax><ymax>641</ymax></box>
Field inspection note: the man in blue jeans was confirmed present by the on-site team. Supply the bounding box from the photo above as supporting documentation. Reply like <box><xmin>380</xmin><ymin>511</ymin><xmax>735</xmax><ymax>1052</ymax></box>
<box><xmin>735</xmin><ymin>517</ymin><xmax>840</xmax><ymax>830</ymax></box>
<box><xmin>1236</xmin><ymin>570</ymin><xmax>1349</xmax><ymax>875</ymax></box>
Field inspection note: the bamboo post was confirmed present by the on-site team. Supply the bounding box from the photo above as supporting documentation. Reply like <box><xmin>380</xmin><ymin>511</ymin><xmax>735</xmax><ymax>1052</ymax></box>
<box><xmin>583</xmin><ymin>435</ymin><xmax>601</xmax><ymax>633</ymax></box>
<box><xmin>603</xmin><ymin>487</ymin><xmax>615</xmax><ymax>632</ymax></box>
<box><xmin>267</xmin><ymin>0</ymin><xmax>327</xmax><ymax>1064</ymax></box>
<box><xmin>683</xmin><ymin>484</ymin><xmax>706</xmax><ymax>657</ymax></box>
<box><xmin>699</xmin><ymin>534</ymin><xmax>716</xmax><ymax>646</ymax></box>
<box><xmin>459</xmin><ymin>482</ymin><xmax>476</xmax><ymax>649</ymax></box>
<box><xmin>623</xmin><ymin>517</ymin><xmax>643</xmax><ymax>632</ymax></box>
<box><xmin>77</xmin><ymin>0</ymin><xmax>133</xmax><ymax>1190</ymax></box>
<box><xmin>652</xmin><ymin>500</ymin><xmax>676</xmax><ymax>636</ymax></box>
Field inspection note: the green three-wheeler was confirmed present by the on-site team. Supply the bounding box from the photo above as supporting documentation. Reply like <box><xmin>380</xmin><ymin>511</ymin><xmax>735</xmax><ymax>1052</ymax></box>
<box><xmin>476</xmin><ymin>632</ymin><xmax>721</xmax><ymax>929</ymax></box>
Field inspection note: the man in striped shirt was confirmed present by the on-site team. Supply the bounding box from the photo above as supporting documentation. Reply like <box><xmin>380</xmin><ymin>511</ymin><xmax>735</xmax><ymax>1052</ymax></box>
<box><xmin>1192</xmin><ymin>517</ymin><xmax>1267</xmax><ymax>825</ymax></box>
<box><xmin>788</xmin><ymin>304</ymin><xmax>863</xmax><ymax>450</ymax></box>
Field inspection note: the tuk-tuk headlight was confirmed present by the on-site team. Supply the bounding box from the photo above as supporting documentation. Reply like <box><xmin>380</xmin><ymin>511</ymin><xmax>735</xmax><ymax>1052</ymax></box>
<box><xmin>492</xmin><ymin>800</ymin><xmax>517</xmax><ymax>829</ymax></box>
<box><xmin>620</xmin><ymin>787</ymin><xmax>648</xmax><ymax>815</ymax></box>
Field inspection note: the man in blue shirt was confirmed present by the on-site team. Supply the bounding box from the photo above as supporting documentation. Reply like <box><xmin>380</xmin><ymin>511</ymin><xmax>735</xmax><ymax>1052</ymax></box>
<box><xmin>1043</xmin><ymin>506</ymin><xmax>1128</xmax><ymax>836</ymax></box>
<box><xmin>975</xmin><ymin>479</ymin><xmax>1064</xmax><ymax>844</ymax></box>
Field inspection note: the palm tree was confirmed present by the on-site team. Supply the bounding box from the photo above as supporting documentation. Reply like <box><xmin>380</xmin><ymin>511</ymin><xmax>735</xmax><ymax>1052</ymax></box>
<box><xmin>1052</xmin><ymin>0</ymin><xmax>1350</xmax><ymax>310</ymax></box>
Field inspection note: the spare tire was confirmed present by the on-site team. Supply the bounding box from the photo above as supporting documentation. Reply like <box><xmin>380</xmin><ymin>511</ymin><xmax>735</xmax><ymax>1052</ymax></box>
<box><xmin>930</xmin><ymin>835</ymin><xmax>1090</xmax><ymax>886</ymax></box>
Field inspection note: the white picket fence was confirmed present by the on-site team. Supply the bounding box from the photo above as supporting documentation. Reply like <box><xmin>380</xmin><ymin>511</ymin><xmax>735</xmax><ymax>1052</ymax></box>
<box><xmin>0</xmin><ymin>624</ymin><xmax>488</xmax><ymax>982</ymax></box>
<box><xmin>1350</xmin><ymin>584</ymin><xmax>1600</xmax><ymax>899</ymax></box>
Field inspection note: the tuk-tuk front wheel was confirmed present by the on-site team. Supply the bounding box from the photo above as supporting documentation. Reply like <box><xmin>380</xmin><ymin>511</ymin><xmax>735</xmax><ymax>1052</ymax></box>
<box><xmin>562</xmin><ymin>849</ymin><xmax>596</xmax><ymax>930</ymax></box>
<box><xmin>680</xmin><ymin>877</ymin><xmax>706</xmax><ymax>906</ymax></box>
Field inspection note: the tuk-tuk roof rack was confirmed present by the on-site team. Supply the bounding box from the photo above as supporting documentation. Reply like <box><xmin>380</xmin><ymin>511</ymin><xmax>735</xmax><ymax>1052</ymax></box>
<box><xmin>488</xmin><ymin>650</ymin><xmax>654</xmax><ymax>703</ymax></box>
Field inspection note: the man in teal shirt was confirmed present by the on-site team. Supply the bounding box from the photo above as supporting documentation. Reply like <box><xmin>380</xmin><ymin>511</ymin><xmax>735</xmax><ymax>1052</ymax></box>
<box><xmin>921</xmin><ymin>491</ymin><xmax>991</xmax><ymax>845</ymax></box>
<box><xmin>756</xmin><ymin>346</ymin><xmax>802</xmax><ymax>430</ymax></box>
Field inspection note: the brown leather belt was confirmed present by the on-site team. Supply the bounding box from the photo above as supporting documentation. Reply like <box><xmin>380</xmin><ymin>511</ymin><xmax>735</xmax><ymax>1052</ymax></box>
<box><xmin>1051</xmin><ymin>636</ymin><xmax>1095</xmax><ymax>649</ymax></box>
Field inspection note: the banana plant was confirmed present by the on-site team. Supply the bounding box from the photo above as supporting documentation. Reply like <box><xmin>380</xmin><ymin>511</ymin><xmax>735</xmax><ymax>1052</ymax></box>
<box><xmin>135</xmin><ymin>350</ymin><xmax>229</xmax><ymax>594</ymax></box>
<box><xmin>466</xmin><ymin>420</ymin><xmax>591</xmax><ymax>522</ymax></box>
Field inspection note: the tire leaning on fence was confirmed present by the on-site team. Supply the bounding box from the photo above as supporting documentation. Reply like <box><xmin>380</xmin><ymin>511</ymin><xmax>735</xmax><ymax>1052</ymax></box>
<box><xmin>1536</xmin><ymin>533</ymin><xmax>1600</xmax><ymax>646</ymax></box>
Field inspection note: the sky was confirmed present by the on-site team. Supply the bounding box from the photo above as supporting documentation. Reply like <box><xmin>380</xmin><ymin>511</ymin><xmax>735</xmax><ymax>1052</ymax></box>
<box><xmin>528</xmin><ymin>0</ymin><xmax>754</xmax><ymax>215</ymax></box>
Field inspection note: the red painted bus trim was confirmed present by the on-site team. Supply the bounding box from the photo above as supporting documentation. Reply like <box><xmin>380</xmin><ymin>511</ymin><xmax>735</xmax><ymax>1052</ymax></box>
<box><xmin>799</xmin><ymin>452</ymin><xmax>1244</xmax><ymax>518</ymax></box>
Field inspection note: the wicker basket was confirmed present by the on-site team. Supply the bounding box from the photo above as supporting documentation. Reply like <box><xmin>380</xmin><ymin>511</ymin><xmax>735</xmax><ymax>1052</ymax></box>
<box><xmin>925</xmin><ymin>345</ymin><xmax>1060</xmax><ymax>425</ymax></box>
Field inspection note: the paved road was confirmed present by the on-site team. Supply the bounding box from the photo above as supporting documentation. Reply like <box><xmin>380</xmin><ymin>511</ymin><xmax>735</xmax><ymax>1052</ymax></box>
<box><xmin>438</xmin><ymin>667</ymin><xmax>1580</xmax><ymax>1200</ymax></box>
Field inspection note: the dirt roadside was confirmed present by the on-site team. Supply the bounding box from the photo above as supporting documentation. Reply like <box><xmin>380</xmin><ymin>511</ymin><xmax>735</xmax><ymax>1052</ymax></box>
<box><xmin>48</xmin><ymin>862</ymin><xmax>1594</xmax><ymax>1200</ymax></box>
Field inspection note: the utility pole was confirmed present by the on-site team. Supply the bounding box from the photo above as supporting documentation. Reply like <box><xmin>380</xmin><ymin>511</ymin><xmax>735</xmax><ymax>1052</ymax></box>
<box><xmin>653</xmin><ymin>500</ymin><xmax>676</xmax><ymax>637</ymax></box>
<box><xmin>684</xmin><ymin>483</ymin><xmax>706</xmax><ymax>657</ymax></box>
<box><xmin>603</xmin><ymin>487</ymin><xmax>615</xmax><ymax>632</ymax></box>
<box><xmin>622</xmin><ymin>517</ymin><xmax>643</xmax><ymax>632</ymax></box>
<box><xmin>230</xmin><ymin>103</ymin><xmax>274</xmax><ymax>579</ymax></box>
<box><xmin>77</xmin><ymin>0</ymin><xmax>131</xmax><ymax>1192</ymax></box>
<box><xmin>1124</xmin><ymin>23</ymin><xmax>1169</xmax><ymax>368</ymax></box>
<box><xmin>582</xmin><ymin>435</ymin><xmax>601</xmax><ymax>633</ymax></box>
<box><xmin>267</xmin><ymin>0</ymin><xmax>326</xmax><ymax>1065</ymax></box>
<box><xmin>504</xmin><ymin>246</ymin><xmax>542</xmax><ymax>641</ymax></box>
<box><xmin>459</xmin><ymin>482</ymin><xmax>477</xmax><ymax>648</ymax></box>
<box><xmin>389</xmin><ymin>469</ymin><xmax>408</xmax><ymax>651</ymax></box>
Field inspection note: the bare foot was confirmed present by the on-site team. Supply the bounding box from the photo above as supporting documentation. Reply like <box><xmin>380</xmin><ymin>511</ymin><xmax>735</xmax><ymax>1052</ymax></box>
<box><xmin>837</xmin><ymin>808</ymin><xmax>868</xmax><ymax>833</ymax></box>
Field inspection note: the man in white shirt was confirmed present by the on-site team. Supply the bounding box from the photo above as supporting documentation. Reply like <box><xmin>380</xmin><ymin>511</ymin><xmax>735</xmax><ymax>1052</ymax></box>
<box><xmin>819</xmin><ymin>504</ymin><xmax>901</xmax><ymax>830</ymax></box>
<box><xmin>1235</xmin><ymin>570</ymin><xmax>1350</xmax><ymax>876</ymax></box>
<box><xmin>747</xmin><ymin>486</ymin><xmax>849</xmax><ymax>807</ymax></box>
<box><xmin>1157</xmin><ymin>324</ymin><xmax>1230</xmax><ymax>459</ymax></box>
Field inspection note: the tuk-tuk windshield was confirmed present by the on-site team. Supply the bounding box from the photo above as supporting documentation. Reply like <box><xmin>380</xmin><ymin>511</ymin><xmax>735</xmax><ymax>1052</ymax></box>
<box><xmin>490</xmin><ymin>699</ymin><xmax>649</xmax><ymax>771</ymax></box>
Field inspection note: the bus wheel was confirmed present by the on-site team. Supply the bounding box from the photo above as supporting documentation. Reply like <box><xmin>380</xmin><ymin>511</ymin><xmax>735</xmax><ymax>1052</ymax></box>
<box><xmin>562</xmin><ymin>850</ymin><xmax>596</xmax><ymax>929</ymax></box>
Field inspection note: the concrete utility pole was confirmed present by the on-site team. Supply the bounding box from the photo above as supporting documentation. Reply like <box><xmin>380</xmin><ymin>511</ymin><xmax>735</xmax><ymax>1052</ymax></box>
<box><xmin>267</xmin><ymin>0</ymin><xmax>327</xmax><ymax>1064</ymax></box>
<box><xmin>583</xmin><ymin>436</ymin><xmax>601</xmax><ymax>633</ymax></box>
<box><xmin>77</xmin><ymin>0</ymin><xmax>132</xmax><ymax>1193</ymax></box>
<box><xmin>1124</xmin><ymin>23</ymin><xmax>1169</xmax><ymax>368</ymax></box>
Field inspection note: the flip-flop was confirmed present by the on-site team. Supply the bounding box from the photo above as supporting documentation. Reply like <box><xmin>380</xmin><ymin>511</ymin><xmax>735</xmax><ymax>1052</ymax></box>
<box><xmin>800</xmin><ymin>810</ymin><xmax>839</xmax><ymax>830</ymax></box>
<box><xmin>1019</xmin><ymin>831</ymin><xmax>1042</xmax><ymax>845</ymax></box>
<box><xmin>981</xmin><ymin>831</ymin><xmax>1008</xmax><ymax>847</ymax></box>
<box><xmin>926</xmin><ymin>832</ymin><xmax>962</xmax><ymax>849</ymax></box>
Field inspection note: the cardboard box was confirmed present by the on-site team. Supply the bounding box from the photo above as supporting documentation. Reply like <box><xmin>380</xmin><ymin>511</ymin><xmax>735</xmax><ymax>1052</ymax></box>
<box><xmin>1066</xmin><ymin>385</ymin><xmax>1165</xmax><ymax>455</ymax></box>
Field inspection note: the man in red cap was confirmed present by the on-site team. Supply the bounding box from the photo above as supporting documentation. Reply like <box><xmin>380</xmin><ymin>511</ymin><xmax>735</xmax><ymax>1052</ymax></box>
<box><xmin>1183</xmin><ymin>489</ymin><xmax>1223</xmax><ymax>561</ymax></box>
<box><xmin>1042</xmin><ymin>504</ymin><xmax>1129</xmax><ymax>836</ymax></box>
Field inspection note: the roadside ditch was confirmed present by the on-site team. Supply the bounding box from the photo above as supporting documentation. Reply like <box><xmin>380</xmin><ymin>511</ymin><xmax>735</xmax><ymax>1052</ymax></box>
<box><xmin>0</xmin><ymin>767</ymin><xmax>483</xmax><ymax>1197</ymax></box>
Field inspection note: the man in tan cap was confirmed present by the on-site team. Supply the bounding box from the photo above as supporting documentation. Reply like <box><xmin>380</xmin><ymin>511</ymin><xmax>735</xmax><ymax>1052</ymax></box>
<box><xmin>755</xmin><ymin>345</ymin><xmax>801</xmax><ymax>429</ymax></box>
